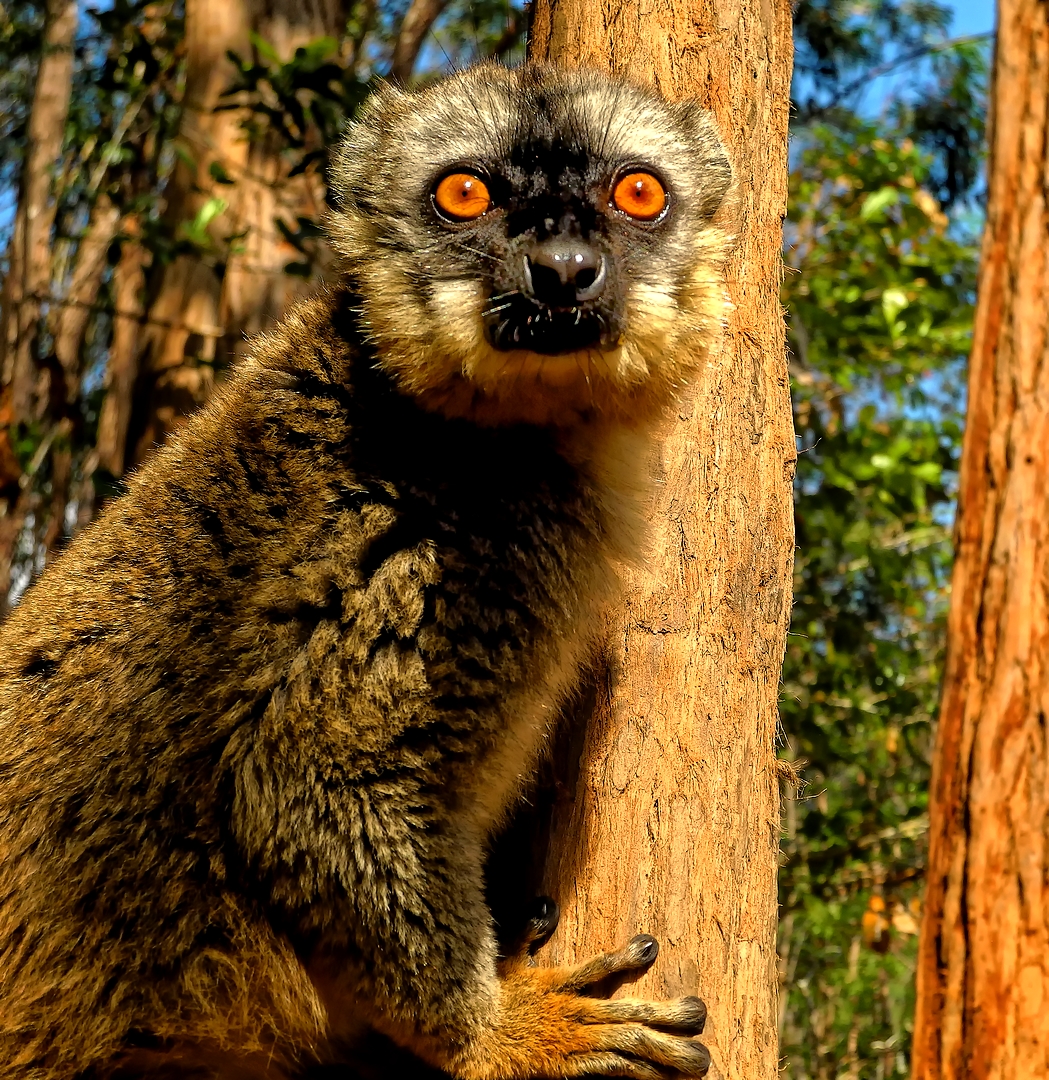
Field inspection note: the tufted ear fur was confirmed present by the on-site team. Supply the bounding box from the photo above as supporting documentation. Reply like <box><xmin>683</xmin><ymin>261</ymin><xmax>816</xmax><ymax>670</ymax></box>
<box><xmin>329</xmin><ymin>82</ymin><xmax>406</xmax><ymax>210</ymax></box>
<box><xmin>670</xmin><ymin>100</ymin><xmax>733</xmax><ymax>219</ymax></box>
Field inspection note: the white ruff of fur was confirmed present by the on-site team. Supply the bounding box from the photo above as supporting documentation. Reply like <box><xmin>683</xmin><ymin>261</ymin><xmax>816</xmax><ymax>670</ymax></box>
<box><xmin>353</xmin><ymin>265</ymin><xmax>728</xmax><ymax>430</ymax></box>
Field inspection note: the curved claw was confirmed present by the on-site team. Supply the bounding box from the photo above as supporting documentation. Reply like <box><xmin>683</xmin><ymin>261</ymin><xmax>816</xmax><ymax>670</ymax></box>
<box><xmin>521</xmin><ymin>896</ymin><xmax>560</xmax><ymax>955</ymax></box>
<box><xmin>553</xmin><ymin>935</ymin><xmax>661</xmax><ymax>992</ymax></box>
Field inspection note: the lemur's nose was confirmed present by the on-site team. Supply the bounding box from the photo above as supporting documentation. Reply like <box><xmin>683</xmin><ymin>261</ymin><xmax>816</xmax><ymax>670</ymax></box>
<box><xmin>523</xmin><ymin>240</ymin><xmax>607</xmax><ymax>305</ymax></box>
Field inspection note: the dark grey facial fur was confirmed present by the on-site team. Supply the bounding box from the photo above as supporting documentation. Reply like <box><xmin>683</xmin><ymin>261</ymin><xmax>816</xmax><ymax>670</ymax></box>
<box><xmin>330</xmin><ymin>63</ymin><xmax>732</xmax><ymax>357</ymax></box>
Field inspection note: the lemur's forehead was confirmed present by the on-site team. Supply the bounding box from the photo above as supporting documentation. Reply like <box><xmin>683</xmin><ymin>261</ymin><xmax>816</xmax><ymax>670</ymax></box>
<box><xmin>392</xmin><ymin>68</ymin><xmax>694</xmax><ymax>184</ymax></box>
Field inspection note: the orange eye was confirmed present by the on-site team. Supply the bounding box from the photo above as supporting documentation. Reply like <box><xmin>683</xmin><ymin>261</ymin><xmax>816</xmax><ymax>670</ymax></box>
<box><xmin>433</xmin><ymin>173</ymin><xmax>492</xmax><ymax>221</ymax></box>
<box><xmin>612</xmin><ymin>172</ymin><xmax>667</xmax><ymax>221</ymax></box>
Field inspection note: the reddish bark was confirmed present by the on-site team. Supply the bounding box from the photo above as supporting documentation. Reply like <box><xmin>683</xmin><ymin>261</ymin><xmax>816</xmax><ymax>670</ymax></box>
<box><xmin>912</xmin><ymin>2</ymin><xmax>1049</xmax><ymax>1076</ymax></box>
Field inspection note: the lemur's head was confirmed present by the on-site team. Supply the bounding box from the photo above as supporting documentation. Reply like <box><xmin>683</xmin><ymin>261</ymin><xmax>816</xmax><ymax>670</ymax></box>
<box><xmin>330</xmin><ymin>63</ymin><xmax>733</xmax><ymax>427</ymax></box>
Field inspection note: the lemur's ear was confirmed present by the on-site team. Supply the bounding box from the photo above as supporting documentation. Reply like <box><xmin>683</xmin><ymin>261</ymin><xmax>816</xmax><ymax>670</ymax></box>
<box><xmin>672</xmin><ymin>100</ymin><xmax>733</xmax><ymax>218</ymax></box>
<box><xmin>329</xmin><ymin>81</ymin><xmax>410</xmax><ymax>210</ymax></box>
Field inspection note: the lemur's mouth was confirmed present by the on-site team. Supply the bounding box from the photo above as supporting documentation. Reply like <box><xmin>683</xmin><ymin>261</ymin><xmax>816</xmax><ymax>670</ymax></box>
<box><xmin>484</xmin><ymin>294</ymin><xmax>614</xmax><ymax>356</ymax></box>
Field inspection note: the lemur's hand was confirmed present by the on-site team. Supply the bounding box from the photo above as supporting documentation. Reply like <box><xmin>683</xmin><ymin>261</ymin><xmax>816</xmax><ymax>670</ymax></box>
<box><xmin>447</xmin><ymin>900</ymin><xmax>712</xmax><ymax>1080</ymax></box>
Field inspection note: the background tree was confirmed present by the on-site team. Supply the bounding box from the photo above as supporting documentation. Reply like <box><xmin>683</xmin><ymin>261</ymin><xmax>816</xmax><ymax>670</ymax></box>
<box><xmin>911</xmin><ymin>0</ymin><xmax>1049</xmax><ymax>1075</ymax></box>
<box><xmin>127</xmin><ymin>0</ymin><xmax>350</xmax><ymax>466</ymax></box>
<box><xmin>0</xmin><ymin>0</ymin><xmax>527</xmax><ymax>605</ymax></box>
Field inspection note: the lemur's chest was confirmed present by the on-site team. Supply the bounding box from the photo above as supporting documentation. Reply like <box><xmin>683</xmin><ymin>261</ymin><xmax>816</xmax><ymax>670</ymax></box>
<box><xmin>377</xmin><ymin>459</ymin><xmax>607</xmax><ymax>693</ymax></box>
<box><xmin>421</xmin><ymin>480</ymin><xmax>613</xmax><ymax>830</ymax></box>
<box><xmin>338</xmin><ymin>422</ymin><xmax>616</xmax><ymax>826</ymax></box>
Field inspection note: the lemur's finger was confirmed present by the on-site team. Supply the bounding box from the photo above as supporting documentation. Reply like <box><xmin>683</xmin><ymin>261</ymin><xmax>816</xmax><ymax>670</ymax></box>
<box><xmin>553</xmin><ymin>934</ymin><xmax>660</xmax><ymax>990</ymax></box>
<box><xmin>576</xmin><ymin>994</ymin><xmax>707</xmax><ymax>1035</ymax></box>
<box><xmin>499</xmin><ymin>896</ymin><xmax>561</xmax><ymax>969</ymax></box>
<box><xmin>591</xmin><ymin>1025</ymin><xmax>712</xmax><ymax>1077</ymax></box>
<box><xmin>518</xmin><ymin>896</ymin><xmax>559</xmax><ymax>955</ymax></box>
<box><xmin>560</xmin><ymin>1051</ymin><xmax>670</xmax><ymax>1079</ymax></box>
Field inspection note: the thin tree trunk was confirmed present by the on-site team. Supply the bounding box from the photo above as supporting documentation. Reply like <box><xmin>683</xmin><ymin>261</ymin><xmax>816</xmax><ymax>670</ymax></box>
<box><xmin>128</xmin><ymin>0</ymin><xmax>250</xmax><ymax>463</ymax></box>
<box><xmin>0</xmin><ymin>0</ymin><xmax>79</xmax><ymax>610</ymax></box>
<box><xmin>131</xmin><ymin>0</ymin><xmax>345</xmax><ymax>465</ymax></box>
<box><xmin>33</xmin><ymin>194</ymin><xmax>125</xmax><ymax>561</ymax></box>
<box><xmin>41</xmin><ymin>441</ymin><xmax>71</xmax><ymax>563</ymax></box>
<box><xmin>97</xmin><ymin>226</ymin><xmax>148</xmax><ymax>478</ymax></box>
<box><xmin>0</xmin><ymin>215</ymin><xmax>26</xmax><ymax>394</ymax></box>
<box><xmin>217</xmin><ymin>0</ymin><xmax>344</xmax><ymax>366</ymax></box>
<box><xmin>390</xmin><ymin>0</ymin><xmax>450</xmax><ymax>82</ymax></box>
<box><xmin>522</xmin><ymin>6</ymin><xmax>795</xmax><ymax>1080</ymax></box>
<box><xmin>912</xmin><ymin>2</ymin><xmax>1049</xmax><ymax>1077</ymax></box>
<box><xmin>52</xmin><ymin>193</ymin><xmax>123</xmax><ymax>399</ymax></box>
<box><xmin>2</xmin><ymin>0</ymin><xmax>79</xmax><ymax>419</ymax></box>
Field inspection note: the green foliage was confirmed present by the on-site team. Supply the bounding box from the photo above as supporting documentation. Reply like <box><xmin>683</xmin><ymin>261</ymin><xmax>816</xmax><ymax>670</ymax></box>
<box><xmin>781</xmin><ymin>9</ymin><xmax>989</xmax><ymax>1075</ymax></box>
<box><xmin>221</xmin><ymin>33</ymin><xmax>371</xmax><ymax>176</ymax></box>
<box><xmin>68</xmin><ymin>0</ymin><xmax>186</xmax><ymax>213</ymax></box>
<box><xmin>788</xmin><ymin>122</ymin><xmax>975</xmax><ymax>388</ymax></box>
<box><xmin>792</xmin><ymin>0</ymin><xmax>988</xmax><ymax>209</ymax></box>
<box><xmin>778</xmin><ymin>110</ymin><xmax>980</xmax><ymax>1080</ymax></box>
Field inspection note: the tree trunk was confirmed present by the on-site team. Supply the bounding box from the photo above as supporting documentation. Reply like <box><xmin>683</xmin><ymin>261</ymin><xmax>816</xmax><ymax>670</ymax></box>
<box><xmin>96</xmin><ymin>225</ymin><xmax>149</xmax><ymax>479</ymax></box>
<box><xmin>0</xmin><ymin>0</ymin><xmax>79</xmax><ymax>612</ymax></box>
<box><xmin>522</xmin><ymin>6</ymin><xmax>795</xmax><ymax>1080</ymax></box>
<box><xmin>52</xmin><ymin>194</ymin><xmax>123</xmax><ymax>403</ymax></box>
<box><xmin>912</xmin><ymin>2</ymin><xmax>1049</xmax><ymax>1077</ymax></box>
<box><xmin>0</xmin><ymin>0</ymin><xmax>78</xmax><ymax>419</ymax></box>
<box><xmin>129</xmin><ymin>0</ymin><xmax>345</xmax><ymax>468</ymax></box>
<box><xmin>390</xmin><ymin>0</ymin><xmax>451</xmax><ymax>82</ymax></box>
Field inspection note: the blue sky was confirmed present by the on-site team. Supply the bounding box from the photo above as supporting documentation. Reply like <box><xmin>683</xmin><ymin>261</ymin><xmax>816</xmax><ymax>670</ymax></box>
<box><xmin>844</xmin><ymin>0</ymin><xmax>995</xmax><ymax>121</ymax></box>
<box><xmin>947</xmin><ymin>0</ymin><xmax>995</xmax><ymax>37</ymax></box>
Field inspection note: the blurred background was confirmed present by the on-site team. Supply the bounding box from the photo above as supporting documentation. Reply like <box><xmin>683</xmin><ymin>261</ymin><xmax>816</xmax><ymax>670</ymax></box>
<box><xmin>0</xmin><ymin>1</ymin><xmax>991</xmax><ymax>1075</ymax></box>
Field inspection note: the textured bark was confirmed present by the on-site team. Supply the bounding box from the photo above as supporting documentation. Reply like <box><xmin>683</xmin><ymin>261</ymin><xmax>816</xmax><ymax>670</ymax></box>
<box><xmin>131</xmin><ymin>0</ymin><xmax>344</xmax><ymax>464</ymax></box>
<box><xmin>912</xmin><ymin>2</ymin><xmax>1049</xmax><ymax>1078</ymax></box>
<box><xmin>52</xmin><ymin>194</ymin><xmax>123</xmax><ymax>402</ymax></box>
<box><xmin>0</xmin><ymin>0</ymin><xmax>78</xmax><ymax>614</ymax></box>
<box><xmin>0</xmin><ymin>214</ymin><xmax>26</xmax><ymax>396</ymax></box>
<box><xmin>522</xmin><ymin>7</ymin><xmax>795</xmax><ymax>1080</ymax></box>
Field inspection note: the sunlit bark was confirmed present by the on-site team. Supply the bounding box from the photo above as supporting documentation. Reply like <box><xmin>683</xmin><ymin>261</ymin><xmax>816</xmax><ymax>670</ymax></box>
<box><xmin>517</xmin><ymin>5</ymin><xmax>796</xmax><ymax>1079</ymax></box>
<box><xmin>912</xmin><ymin>2</ymin><xmax>1049</xmax><ymax>1077</ymax></box>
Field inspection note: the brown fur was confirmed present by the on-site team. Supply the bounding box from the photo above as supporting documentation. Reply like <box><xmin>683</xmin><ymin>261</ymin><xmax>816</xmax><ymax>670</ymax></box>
<box><xmin>0</xmin><ymin>63</ymin><xmax>732</xmax><ymax>1080</ymax></box>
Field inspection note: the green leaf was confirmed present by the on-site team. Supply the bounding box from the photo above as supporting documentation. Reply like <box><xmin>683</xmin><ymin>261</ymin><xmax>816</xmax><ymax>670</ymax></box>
<box><xmin>881</xmin><ymin>286</ymin><xmax>910</xmax><ymax>326</ymax></box>
<box><xmin>178</xmin><ymin>197</ymin><xmax>228</xmax><ymax>249</ymax></box>
<box><xmin>860</xmin><ymin>185</ymin><xmax>899</xmax><ymax>220</ymax></box>
<box><xmin>208</xmin><ymin>161</ymin><xmax>235</xmax><ymax>185</ymax></box>
<box><xmin>249</xmin><ymin>32</ymin><xmax>281</xmax><ymax>64</ymax></box>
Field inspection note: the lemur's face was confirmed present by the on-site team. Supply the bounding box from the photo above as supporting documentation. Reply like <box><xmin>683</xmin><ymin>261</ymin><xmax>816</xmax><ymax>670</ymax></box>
<box><xmin>331</xmin><ymin>63</ymin><xmax>733</xmax><ymax>427</ymax></box>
